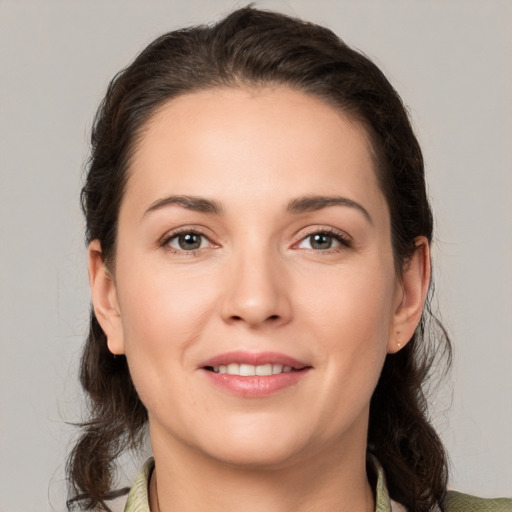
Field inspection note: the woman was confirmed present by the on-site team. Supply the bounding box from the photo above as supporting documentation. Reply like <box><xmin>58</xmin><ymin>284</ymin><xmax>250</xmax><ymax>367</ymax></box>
<box><xmin>66</xmin><ymin>7</ymin><xmax>510</xmax><ymax>512</ymax></box>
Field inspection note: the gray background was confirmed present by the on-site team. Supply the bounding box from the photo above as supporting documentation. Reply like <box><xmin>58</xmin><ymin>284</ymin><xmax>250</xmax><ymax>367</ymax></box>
<box><xmin>0</xmin><ymin>1</ymin><xmax>511</xmax><ymax>511</ymax></box>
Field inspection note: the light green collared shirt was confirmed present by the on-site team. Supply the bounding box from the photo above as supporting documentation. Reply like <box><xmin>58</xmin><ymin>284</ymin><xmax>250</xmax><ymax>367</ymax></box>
<box><xmin>123</xmin><ymin>458</ymin><xmax>403</xmax><ymax>512</ymax></box>
<box><xmin>123</xmin><ymin>458</ymin><xmax>512</xmax><ymax>512</ymax></box>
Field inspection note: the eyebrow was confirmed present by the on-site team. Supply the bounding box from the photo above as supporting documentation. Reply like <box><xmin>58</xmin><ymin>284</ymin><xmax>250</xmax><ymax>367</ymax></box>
<box><xmin>286</xmin><ymin>195</ymin><xmax>373</xmax><ymax>224</ymax></box>
<box><xmin>143</xmin><ymin>194</ymin><xmax>372</xmax><ymax>224</ymax></box>
<box><xmin>144</xmin><ymin>195</ymin><xmax>224</xmax><ymax>217</ymax></box>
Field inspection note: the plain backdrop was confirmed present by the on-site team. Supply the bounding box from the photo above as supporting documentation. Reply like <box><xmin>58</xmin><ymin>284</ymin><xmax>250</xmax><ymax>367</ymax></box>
<box><xmin>0</xmin><ymin>1</ymin><xmax>511</xmax><ymax>511</ymax></box>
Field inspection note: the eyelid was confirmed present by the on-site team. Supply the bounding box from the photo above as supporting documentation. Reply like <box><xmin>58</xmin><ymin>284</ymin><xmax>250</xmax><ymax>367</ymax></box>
<box><xmin>292</xmin><ymin>226</ymin><xmax>352</xmax><ymax>250</ymax></box>
<box><xmin>158</xmin><ymin>225</ymin><xmax>351</xmax><ymax>254</ymax></box>
<box><xmin>159</xmin><ymin>226</ymin><xmax>218</xmax><ymax>254</ymax></box>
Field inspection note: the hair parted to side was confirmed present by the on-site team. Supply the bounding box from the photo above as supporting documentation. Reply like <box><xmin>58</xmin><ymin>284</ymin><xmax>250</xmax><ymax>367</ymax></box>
<box><xmin>68</xmin><ymin>7</ymin><xmax>451</xmax><ymax>512</ymax></box>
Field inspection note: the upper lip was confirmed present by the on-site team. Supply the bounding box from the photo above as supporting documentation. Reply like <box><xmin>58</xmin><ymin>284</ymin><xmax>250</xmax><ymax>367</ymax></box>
<box><xmin>199</xmin><ymin>350</ymin><xmax>310</xmax><ymax>370</ymax></box>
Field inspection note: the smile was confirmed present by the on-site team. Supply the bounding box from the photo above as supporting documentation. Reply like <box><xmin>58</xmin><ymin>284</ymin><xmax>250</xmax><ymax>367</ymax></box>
<box><xmin>208</xmin><ymin>363</ymin><xmax>294</xmax><ymax>376</ymax></box>
<box><xmin>200</xmin><ymin>351</ymin><xmax>310</xmax><ymax>397</ymax></box>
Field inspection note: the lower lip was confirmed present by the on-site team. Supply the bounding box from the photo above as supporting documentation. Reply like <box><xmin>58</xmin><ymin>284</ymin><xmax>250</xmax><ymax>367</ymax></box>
<box><xmin>201</xmin><ymin>369</ymin><xmax>310</xmax><ymax>397</ymax></box>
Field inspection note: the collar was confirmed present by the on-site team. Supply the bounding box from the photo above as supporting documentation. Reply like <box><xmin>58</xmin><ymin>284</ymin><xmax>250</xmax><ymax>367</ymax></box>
<box><xmin>123</xmin><ymin>457</ymin><xmax>403</xmax><ymax>512</ymax></box>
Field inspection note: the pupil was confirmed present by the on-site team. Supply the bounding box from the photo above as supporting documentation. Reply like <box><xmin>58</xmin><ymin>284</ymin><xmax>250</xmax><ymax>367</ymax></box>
<box><xmin>311</xmin><ymin>234</ymin><xmax>332</xmax><ymax>250</ymax></box>
<box><xmin>179</xmin><ymin>233</ymin><xmax>201</xmax><ymax>250</ymax></box>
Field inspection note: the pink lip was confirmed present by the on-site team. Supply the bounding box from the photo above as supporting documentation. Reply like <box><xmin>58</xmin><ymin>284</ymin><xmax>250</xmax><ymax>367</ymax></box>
<box><xmin>199</xmin><ymin>350</ymin><xmax>309</xmax><ymax>369</ymax></box>
<box><xmin>199</xmin><ymin>351</ymin><xmax>311</xmax><ymax>398</ymax></box>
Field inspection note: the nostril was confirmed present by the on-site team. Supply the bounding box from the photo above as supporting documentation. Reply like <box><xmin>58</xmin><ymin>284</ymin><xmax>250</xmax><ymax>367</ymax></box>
<box><xmin>229</xmin><ymin>314</ymin><xmax>280</xmax><ymax>323</ymax></box>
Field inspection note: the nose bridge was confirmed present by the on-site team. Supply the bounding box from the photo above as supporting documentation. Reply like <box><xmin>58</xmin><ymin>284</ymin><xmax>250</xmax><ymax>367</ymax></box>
<box><xmin>220</xmin><ymin>235</ymin><xmax>291</xmax><ymax>327</ymax></box>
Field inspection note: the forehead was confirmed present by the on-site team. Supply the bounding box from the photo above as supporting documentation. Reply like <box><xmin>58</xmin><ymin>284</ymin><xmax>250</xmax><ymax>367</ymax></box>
<box><xmin>123</xmin><ymin>86</ymin><xmax>385</xmax><ymax>219</ymax></box>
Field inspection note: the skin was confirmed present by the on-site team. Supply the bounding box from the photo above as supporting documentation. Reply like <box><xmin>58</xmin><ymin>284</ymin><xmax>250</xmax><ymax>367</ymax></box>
<box><xmin>89</xmin><ymin>87</ymin><xmax>430</xmax><ymax>512</ymax></box>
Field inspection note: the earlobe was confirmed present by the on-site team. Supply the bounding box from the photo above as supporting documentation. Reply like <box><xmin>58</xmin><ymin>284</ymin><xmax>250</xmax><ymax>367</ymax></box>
<box><xmin>387</xmin><ymin>237</ymin><xmax>430</xmax><ymax>354</ymax></box>
<box><xmin>88</xmin><ymin>240</ymin><xmax>125</xmax><ymax>355</ymax></box>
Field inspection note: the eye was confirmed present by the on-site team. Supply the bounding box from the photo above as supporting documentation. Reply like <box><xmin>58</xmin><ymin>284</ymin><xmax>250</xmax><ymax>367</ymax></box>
<box><xmin>165</xmin><ymin>231</ymin><xmax>210</xmax><ymax>252</ymax></box>
<box><xmin>296</xmin><ymin>230</ymin><xmax>350</xmax><ymax>251</ymax></box>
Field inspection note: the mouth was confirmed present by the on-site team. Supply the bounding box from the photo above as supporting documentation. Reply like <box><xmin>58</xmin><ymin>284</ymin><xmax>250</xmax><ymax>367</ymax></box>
<box><xmin>199</xmin><ymin>351</ymin><xmax>311</xmax><ymax>397</ymax></box>
<box><xmin>205</xmin><ymin>363</ymin><xmax>297</xmax><ymax>376</ymax></box>
<box><xmin>200</xmin><ymin>350</ymin><xmax>309</xmax><ymax>374</ymax></box>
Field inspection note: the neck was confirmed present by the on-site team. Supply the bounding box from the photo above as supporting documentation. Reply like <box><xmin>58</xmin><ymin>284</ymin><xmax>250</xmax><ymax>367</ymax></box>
<box><xmin>148</xmin><ymin>425</ymin><xmax>374</xmax><ymax>512</ymax></box>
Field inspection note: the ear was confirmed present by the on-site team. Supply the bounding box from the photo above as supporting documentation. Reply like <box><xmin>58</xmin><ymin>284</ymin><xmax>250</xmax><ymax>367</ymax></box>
<box><xmin>387</xmin><ymin>236</ymin><xmax>431</xmax><ymax>354</ymax></box>
<box><xmin>88</xmin><ymin>240</ymin><xmax>125</xmax><ymax>355</ymax></box>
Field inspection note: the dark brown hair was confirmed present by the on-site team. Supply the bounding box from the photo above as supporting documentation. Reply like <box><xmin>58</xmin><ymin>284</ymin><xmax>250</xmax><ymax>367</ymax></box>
<box><xmin>68</xmin><ymin>7</ymin><xmax>451</xmax><ymax>512</ymax></box>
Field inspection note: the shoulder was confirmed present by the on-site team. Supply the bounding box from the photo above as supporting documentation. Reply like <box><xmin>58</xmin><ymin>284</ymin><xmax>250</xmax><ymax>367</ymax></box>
<box><xmin>442</xmin><ymin>490</ymin><xmax>512</xmax><ymax>512</ymax></box>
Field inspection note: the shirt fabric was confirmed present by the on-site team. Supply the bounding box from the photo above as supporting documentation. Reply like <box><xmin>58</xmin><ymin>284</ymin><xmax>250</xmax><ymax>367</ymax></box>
<box><xmin>123</xmin><ymin>458</ymin><xmax>511</xmax><ymax>512</ymax></box>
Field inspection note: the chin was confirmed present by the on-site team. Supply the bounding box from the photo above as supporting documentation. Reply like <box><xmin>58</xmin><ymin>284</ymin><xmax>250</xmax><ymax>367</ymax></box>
<box><xmin>193</xmin><ymin>420</ymin><xmax>311</xmax><ymax>469</ymax></box>
<box><xmin>205</xmin><ymin>441</ymin><xmax>302</xmax><ymax>469</ymax></box>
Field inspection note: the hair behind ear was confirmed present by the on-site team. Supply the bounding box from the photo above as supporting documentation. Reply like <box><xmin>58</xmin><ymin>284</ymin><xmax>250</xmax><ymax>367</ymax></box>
<box><xmin>66</xmin><ymin>312</ymin><xmax>147</xmax><ymax>511</ymax></box>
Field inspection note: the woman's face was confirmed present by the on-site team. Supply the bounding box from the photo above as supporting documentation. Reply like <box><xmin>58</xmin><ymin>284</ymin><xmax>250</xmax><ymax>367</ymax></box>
<box><xmin>92</xmin><ymin>87</ymin><xmax>418</xmax><ymax>468</ymax></box>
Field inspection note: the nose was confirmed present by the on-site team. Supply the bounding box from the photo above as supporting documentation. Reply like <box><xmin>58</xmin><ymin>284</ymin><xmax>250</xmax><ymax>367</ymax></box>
<box><xmin>220</xmin><ymin>247</ymin><xmax>292</xmax><ymax>328</ymax></box>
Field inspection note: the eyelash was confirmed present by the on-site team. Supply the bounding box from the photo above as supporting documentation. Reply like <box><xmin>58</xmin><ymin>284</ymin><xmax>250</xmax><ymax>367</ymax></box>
<box><xmin>160</xmin><ymin>228</ymin><xmax>214</xmax><ymax>255</ymax></box>
<box><xmin>160</xmin><ymin>227</ymin><xmax>352</xmax><ymax>255</ymax></box>
<box><xmin>294</xmin><ymin>227</ymin><xmax>352</xmax><ymax>253</ymax></box>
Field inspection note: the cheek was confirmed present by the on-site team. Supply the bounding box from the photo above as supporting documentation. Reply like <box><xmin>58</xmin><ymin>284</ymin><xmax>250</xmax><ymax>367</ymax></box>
<box><xmin>114</xmin><ymin>257</ymin><xmax>222</xmax><ymax>401</ymax></box>
<box><xmin>114</xmin><ymin>263</ymin><xmax>222</xmax><ymax>430</ymax></box>
<box><xmin>298</xmin><ymin>257</ymin><xmax>397</xmax><ymax>340</ymax></box>
<box><xmin>296</xmin><ymin>260</ymin><xmax>396</xmax><ymax>408</ymax></box>
<box><xmin>118</xmin><ymin>264</ymin><xmax>218</xmax><ymax>352</ymax></box>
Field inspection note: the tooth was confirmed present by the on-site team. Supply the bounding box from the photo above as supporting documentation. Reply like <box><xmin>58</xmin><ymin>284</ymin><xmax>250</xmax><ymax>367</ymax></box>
<box><xmin>272</xmin><ymin>364</ymin><xmax>283</xmax><ymax>374</ymax></box>
<box><xmin>214</xmin><ymin>363</ymin><xmax>291</xmax><ymax>376</ymax></box>
<box><xmin>239</xmin><ymin>364</ymin><xmax>255</xmax><ymax>376</ymax></box>
<box><xmin>227</xmin><ymin>363</ymin><xmax>240</xmax><ymax>375</ymax></box>
<box><xmin>255</xmin><ymin>364</ymin><xmax>273</xmax><ymax>376</ymax></box>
